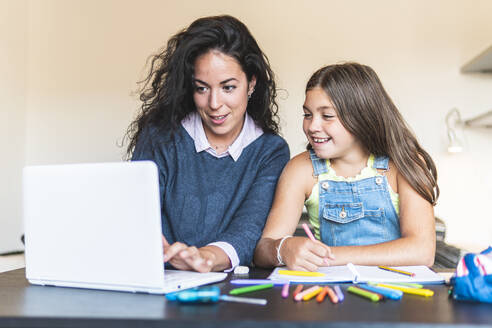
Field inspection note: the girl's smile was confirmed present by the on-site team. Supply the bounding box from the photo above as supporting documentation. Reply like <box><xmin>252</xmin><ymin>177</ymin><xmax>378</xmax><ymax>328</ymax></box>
<box><xmin>302</xmin><ymin>87</ymin><xmax>364</xmax><ymax>163</ymax></box>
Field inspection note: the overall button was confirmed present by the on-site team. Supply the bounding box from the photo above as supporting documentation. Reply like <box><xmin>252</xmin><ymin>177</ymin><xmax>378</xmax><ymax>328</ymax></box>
<box><xmin>339</xmin><ymin>211</ymin><xmax>347</xmax><ymax>218</ymax></box>
<box><xmin>375</xmin><ymin>177</ymin><xmax>383</xmax><ymax>185</ymax></box>
<box><xmin>321</xmin><ymin>182</ymin><xmax>329</xmax><ymax>190</ymax></box>
<box><xmin>352</xmin><ymin>186</ymin><xmax>357</xmax><ymax>192</ymax></box>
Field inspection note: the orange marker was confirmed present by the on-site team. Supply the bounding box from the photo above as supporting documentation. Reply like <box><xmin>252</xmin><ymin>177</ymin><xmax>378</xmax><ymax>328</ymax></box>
<box><xmin>293</xmin><ymin>284</ymin><xmax>304</xmax><ymax>299</ymax></box>
<box><xmin>326</xmin><ymin>286</ymin><xmax>339</xmax><ymax>304</ymax></box>
<box><xmin>316</xmin><ymin>287</ymin><xmax>329</xmax><ymax>303</ymax></box>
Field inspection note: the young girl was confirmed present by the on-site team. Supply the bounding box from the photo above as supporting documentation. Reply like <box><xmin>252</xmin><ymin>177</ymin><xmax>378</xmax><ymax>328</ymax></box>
<box><xmin>254</xmin><ymin>63</ymin><xmax>439</xmax><ymax>271</ymax></box>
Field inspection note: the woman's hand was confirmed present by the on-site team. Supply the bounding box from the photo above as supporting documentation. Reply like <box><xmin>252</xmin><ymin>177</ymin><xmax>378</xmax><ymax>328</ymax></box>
<box><xmin>162</xmin><ymin>236</ymin><xmax>215</xmax><ymax>273</ymax></box>
<box><xmin>280</xmin><ymin>236</ymin><xmax>334</xmax><ymax>272</ymax></box>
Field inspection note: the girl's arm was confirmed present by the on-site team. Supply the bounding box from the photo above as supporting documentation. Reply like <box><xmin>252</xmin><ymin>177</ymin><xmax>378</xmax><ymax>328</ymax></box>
<box><xmin>254</xmin><ymin>152</ymin><xmax>334</xmax><ymax>271</ymax></box>
<box><xmin>327</xmin><ymin>162</ymin><xmax>436</xmax><ymax>267</ymax></box>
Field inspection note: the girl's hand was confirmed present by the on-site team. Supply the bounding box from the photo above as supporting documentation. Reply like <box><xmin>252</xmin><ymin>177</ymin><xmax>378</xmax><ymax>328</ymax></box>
<box><xmin>280</xmin><ymin>236</ymin><xmax>335</xmax><ymax>272</ymax></box>
<box><xmin>162</xmin><ymin>236</ymin><xmax>214</xmax><ymax>273</ymax></box>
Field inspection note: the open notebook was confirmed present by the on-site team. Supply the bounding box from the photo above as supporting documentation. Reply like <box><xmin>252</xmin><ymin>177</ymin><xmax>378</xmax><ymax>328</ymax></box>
<box><xmin>268</xmin><ymin>264</ymin><xmax>445</xmax><ymax>284</ymax></box>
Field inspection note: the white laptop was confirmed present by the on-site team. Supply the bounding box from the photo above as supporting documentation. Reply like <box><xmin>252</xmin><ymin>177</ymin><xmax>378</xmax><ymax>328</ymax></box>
<box><xmin>23</xmin><ymin>161</ymin><xmax>227</xmax><ymax>294</ymax></box>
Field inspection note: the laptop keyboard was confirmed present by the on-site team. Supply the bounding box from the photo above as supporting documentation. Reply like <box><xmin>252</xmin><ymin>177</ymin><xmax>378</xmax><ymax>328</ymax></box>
<box><xmin>164</xmin><ymin>270</ymin><xmax>210</xmax><ymax>284</ymax></box>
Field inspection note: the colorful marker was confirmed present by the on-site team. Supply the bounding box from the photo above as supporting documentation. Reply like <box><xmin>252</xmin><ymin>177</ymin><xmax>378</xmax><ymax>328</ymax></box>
<box><xmin>375</xmin><ymin>283</ymin><xmax>434</xmax><ymax>297</ymax></box>
<box><xmin>316</xmin><ymin>287</ymin><xmax>328</xmax><ymax>303</ymax></box>
<box><xmin>230</xmin><ymin>279</ymin><xmax>286</xmax><ymax>286</ymax></box>
<box><xmin>347</xmin><ymin>286</ymin><xmax>382</xmax><ymax>302</ymax></box>
<box><xmin>362</xmin><ymin>284</ymin><xmax>403</xmax><ymax>300</ymax></box>
<box><xmin>302</xmin><ymin>223</ymin><xmax>333</xmax><ymax>262</ymax></box>
<box><xmin>302</xmin><ymin>223</ymin><xmax>316</xmax><ymax>241</ymax></box>
<box><xmin>293</xmin><ymin>284</ymin><xmax>304</xmax><ymax>299</ymax></box>
<box><xmin>295</xmin><ymin>285</ymin><xmax>321</xmax><ymax>302</ymax></box>
<box><xmin>278</xmin><ymin>270</ymin><xmax>325</xmax><ymax>277</ymax></box>
<box><xmin>302</xmin><ymin>286</ymin><xmax>323</xmax><ymax>301</ymax></box>
<box><xmin>325</xmin><ymin>286</ymin><xmax>339</xmax><ymax>303</ymax></box>
<box><xmin>389</xmin><ymin>282</ymin><xmax>423</xmax><ymax>289</ymax></box>
<box><xmin>378</xmin><ymin>266</ymin><xmax>415</xmax><ymax>277</ymax></box>
<box><xmin>219</xmin><ymin>295</ymin><xmax>267</xmax><ymax>305</ymax></box>
<box><xmin>281</xmin><ymin>282</ymin><xmax>290</xmax><ymax>299</ymax></box>
<box><xmin>334</xmin><ymin>285</ymin><xmax>344</xmax><ymax>302</ymax></box>
<box><xmin>229</xmin><ymin>283</ymin><xmax>273</xmax><ymax>296</ymax></box>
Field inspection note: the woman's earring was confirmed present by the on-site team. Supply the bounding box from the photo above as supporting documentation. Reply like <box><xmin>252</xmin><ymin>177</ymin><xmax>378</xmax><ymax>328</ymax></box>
<box><xmin>248</xmin><ymin>88</ymin><xmax>255</xmax><ymax>100</ymax></box>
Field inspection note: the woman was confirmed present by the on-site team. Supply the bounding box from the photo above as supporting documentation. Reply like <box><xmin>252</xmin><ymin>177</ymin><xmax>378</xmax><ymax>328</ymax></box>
<box><xmin>126</xmin><ymin>15</ymin><xmax>290</xmax><ymax>272</ymax></box>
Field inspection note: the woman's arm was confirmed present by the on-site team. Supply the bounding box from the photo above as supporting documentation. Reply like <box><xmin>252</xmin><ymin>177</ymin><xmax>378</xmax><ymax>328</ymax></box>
<box><xmin>326</xmin><ymin>163</ymin><xmax>436</xmax><ymax>267</ymax></box>
<box><xmin>254</xmin><ymin>152</ymin><xmax>334</xmax><ymax>271</ymax></box>
<box><xmin>162</xmin><ymin>237</ymin><xmax>231</xmax><ymax>272</ymax></box>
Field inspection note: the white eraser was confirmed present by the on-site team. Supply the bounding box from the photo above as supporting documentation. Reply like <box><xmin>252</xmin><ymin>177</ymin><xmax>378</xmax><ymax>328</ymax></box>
<box><xmin>233</xmin><ymin>266</ymin><xmax>249</xmax><ymax>275</ymax></box>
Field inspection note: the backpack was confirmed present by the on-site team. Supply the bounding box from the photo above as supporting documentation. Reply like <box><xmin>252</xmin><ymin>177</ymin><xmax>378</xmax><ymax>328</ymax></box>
<box><xmin>451</xmin><ymin>246</ymin><xmax>492</xmax><ymax>303</ymax></box>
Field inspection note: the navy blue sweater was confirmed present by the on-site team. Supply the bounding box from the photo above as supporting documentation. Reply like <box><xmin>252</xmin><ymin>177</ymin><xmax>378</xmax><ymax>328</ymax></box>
<box><xmin>132</xmin><ymin>125</ymin><xmax>290</xmax><ymax>265</ymax></box>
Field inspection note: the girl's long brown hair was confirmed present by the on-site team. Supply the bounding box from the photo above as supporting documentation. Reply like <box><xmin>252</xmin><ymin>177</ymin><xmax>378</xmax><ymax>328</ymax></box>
<box><xmin>306</xmin><ymin>63</ymin><xmax>439</xmax><ymax>205</ymax></box>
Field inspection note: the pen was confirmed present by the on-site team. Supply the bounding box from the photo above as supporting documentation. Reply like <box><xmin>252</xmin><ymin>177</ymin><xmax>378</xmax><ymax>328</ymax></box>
<box><xmin>293</xmin><ymin>284</ymin><xmax>304</xmax><ymax>299</ymax></box>
<box><xmin>278</xmin><ymin>270</ymin><xmax>325</xmax><ymax>277</ymax></box>
<box><xmin>375</xmin><ymin>283</ymin><xmax>434</xmax><ymax>297</ymax></box>
<box><xmin>316</xmin><ymin>287</ymin><xmax>328</xmax><ymax>303</ymax></box>
<box><xmin>302</xmin><ymin>286</ymin><xmax>323</xmax><ymax>301</ymax></box>
<box><xmin>281</xmin><ymin>282</ymin><xmax>290</xmax><ymax>299</ymax></box>
<box><xmin>302</xmin><ymin>223</ymin><xmax>316</xmax><ymax>241</ymax></box>
<box><xmin>229</xmin><ymin>283</ymin><xmax>274</xmax><ymax>295</ymax></box>
<box><xmin>295</xmin><ymin>285</ymin><xmax>321</xmax><ymax>302</ymax></box>
<box><xmin>230</xmin><ymin>279</ymin><xmax>286</xmax><ymax>286</ymax></box>
<box><xmin>334</xmin><ymin>285</ymin><xmax>344</xmax><ymax>302</ymax></box>
<box><xmin>219</xmin><ymin>295</ymin><xmax>267</xmax><ymax>306</ymax></box>
<box><xmin>378</xmin><ymin>266</ymin><xmax>415</xmax><ymax>277</ymax></box>
<box><xmin>361</xmin><ymin>284</ymin><xmax>403</xmax><ymax>300</ymax></box>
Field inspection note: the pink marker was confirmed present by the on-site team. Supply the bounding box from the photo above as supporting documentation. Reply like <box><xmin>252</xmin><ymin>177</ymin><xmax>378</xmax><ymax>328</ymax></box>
<box><xmin>294</xmin><ymin>285</ymin><xmax>320</xmax><ymax>302</ymax></box>
<box><xmin>302</xmin><ymin>223</ymin><xmax>334</xmax><ymax>262</ymax></box>
<box><xmin>281</xmin><ymin>282</ymin><xmax>290</xmax><ymax>298</ymax></box>
<box><xmin>302</xmin><ymin>223</ymin><xmax>316</xmax><ymax>241</ymax></box>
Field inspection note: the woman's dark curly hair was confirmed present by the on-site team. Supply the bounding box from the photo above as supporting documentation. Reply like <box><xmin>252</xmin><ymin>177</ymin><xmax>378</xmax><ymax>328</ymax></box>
<box><xmin>125</xmin><ymin>15</ymin><xmax>280</xmax><ymax>158</ymax></box>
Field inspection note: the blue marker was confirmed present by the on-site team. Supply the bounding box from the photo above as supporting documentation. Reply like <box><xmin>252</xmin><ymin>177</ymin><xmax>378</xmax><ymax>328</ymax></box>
<box><xmin>361</xmin><ymin>284</ymin><xmax>403</xmax><ymax>300</ymax></box>
<box><xmin>166</xmin><ymin>286</ymin><xmax>220</xmax><ymax>303</ymax></box>
<box><xmin>165</xmin><ymin>286</ymin><xmax>267</xmax><ymax>305</ymax></box>
<box><xmin>230</xmin><ymin>279</ymin><xmax>287</xmax><ymax>286</ymax></box>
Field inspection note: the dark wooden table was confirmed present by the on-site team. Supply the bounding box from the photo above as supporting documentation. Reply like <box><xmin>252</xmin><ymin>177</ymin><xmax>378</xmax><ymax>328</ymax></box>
<box><xmin>0</xmin><ymin>268</ymin><xmax>490</xmax><ymax>327</ymax></box>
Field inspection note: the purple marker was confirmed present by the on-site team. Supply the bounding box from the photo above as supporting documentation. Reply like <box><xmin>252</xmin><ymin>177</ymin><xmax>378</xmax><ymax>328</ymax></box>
<box><xmin>334</xmin><ymin>285</ymin><xmax>344</xmax><ymax>302</ymax></box>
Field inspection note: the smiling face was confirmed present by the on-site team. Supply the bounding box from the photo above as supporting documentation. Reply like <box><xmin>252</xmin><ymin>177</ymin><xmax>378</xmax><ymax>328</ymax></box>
<box><xmin>193</xmin><ymin>50</ymin><xmax>256</xmax><ymax>146</ymax></box>
<box><xmin>303</xmin><ymin>87</ymin><xmax>363</xmax><ymax>161</ymax></box>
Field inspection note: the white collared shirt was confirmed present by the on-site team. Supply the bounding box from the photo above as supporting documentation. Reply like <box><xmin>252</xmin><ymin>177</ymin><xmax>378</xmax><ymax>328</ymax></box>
<box><xmin>182</xmin><ymin>111</ymin><xmax>263</xmax><ymax>161</ymax></box>
<box><xmin>181</xmin><ymin>111</ymin><xmax>263</xmax><ymax>271</ymax></box>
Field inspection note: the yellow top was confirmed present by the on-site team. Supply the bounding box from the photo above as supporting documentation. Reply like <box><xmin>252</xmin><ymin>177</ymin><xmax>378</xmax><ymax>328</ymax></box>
<box><xmin>305</xmin><ymin>154</ymin><xmax>399</xmax><ymax>239</ymax></box>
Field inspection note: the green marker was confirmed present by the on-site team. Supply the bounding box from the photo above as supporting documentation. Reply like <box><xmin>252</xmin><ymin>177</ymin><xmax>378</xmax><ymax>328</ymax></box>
<box><xmin>229</xmin><ymin>283</ymin><xmax>273</xmax><ymax>295</ymax></box>
<box><xmin>347</xmin><ymin>286</ymin><xmax>381</xmax><ymax>302</ymax></box>
<box><xmin>387</xmin><ymin>282</ymin><xmax>423</xmax><ymax>289</ymax></box>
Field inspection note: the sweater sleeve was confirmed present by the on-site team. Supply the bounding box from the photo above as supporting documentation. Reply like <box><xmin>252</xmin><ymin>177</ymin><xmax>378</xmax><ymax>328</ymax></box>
<box><xmin>213</xmin><ymin>137</ymin><xmax>290</xmax><ymax>265</ymax></box>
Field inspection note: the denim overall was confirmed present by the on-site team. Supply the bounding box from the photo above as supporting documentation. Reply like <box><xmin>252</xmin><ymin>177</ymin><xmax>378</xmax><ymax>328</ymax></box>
<box><xmin>310</xmin><ymin>150</ymin><xmax>401</xmax><ymax>246</ymax></box>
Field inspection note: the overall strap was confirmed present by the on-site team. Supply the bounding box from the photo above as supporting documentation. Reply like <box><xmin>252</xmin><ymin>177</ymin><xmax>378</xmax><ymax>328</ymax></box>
<box><xmin>372</xmin><ymin>155</ymin><xmax>390</xmax><ymax>171</ymax></box>
<box><xmin>309</xmin><ymin>149</ymin><xmax>328</xmax><ymax>177</ymax></box>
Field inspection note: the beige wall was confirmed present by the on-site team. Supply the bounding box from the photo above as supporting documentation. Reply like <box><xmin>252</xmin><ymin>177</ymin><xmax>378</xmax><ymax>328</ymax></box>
<box><xmin>2</xmin><ymin>0</ymin><xmax>491</xmax><ymax>252</ymax></box>
<box><xmin>0</xmin><ymin>0</ymin><xmax>27</xmax><ymax>253</ymax></box>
